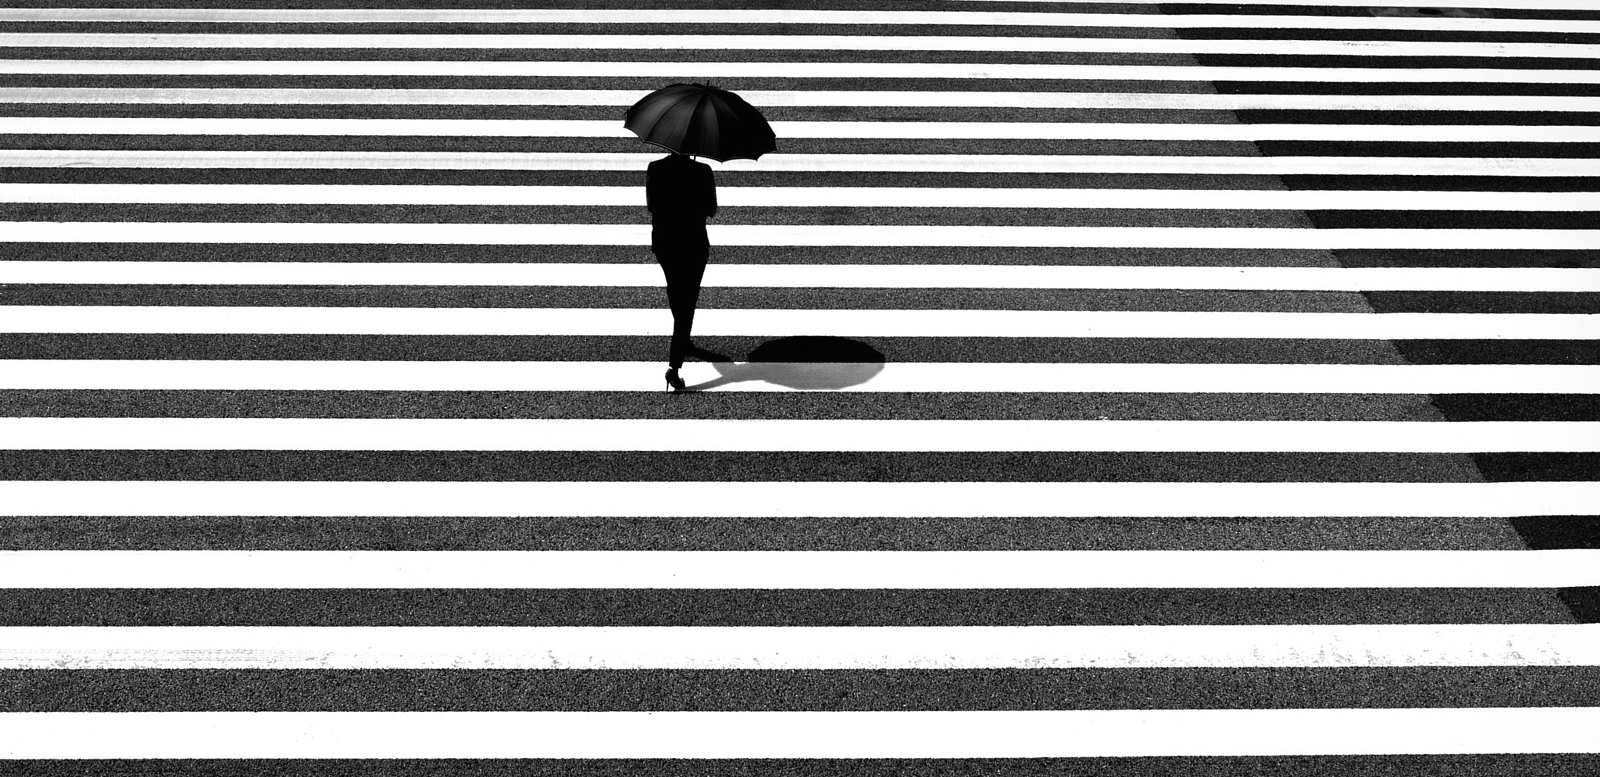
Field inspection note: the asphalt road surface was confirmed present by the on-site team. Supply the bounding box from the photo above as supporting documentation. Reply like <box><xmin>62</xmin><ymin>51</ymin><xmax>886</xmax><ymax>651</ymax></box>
<box><xmin>0</xmin><ymin>0</ymin><xmax>1597</xmax><ymax>773</ymax></box>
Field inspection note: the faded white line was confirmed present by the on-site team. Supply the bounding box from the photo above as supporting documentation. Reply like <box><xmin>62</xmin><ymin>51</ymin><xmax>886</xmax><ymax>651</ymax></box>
<box><xmin>2</xmin><ymin>625</ymin><xmax>1599</xmax><ymax>670</ymax></box>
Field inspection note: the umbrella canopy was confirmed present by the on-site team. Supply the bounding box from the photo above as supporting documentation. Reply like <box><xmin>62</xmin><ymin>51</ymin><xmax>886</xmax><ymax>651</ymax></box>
<box><xmin>624</xmin><ymin>83</ymin><xmax>776</xmax><ymax>162</ymax></box>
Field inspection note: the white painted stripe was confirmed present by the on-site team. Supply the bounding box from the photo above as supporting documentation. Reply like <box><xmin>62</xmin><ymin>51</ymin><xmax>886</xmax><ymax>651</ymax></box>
<box><xmin>0</xmin><ymin>481</ymin><xmax>1593</xmax><ymax>518</ymax></box>
<box><xmin>0</xmin><ymin>8</ymin><xmax>1575</xmax><ymax>35</ymax></box>
<box><xmin>0</xmin><ymin>34</ymin><xmax>1591</xmax><ymax>59</ymax></box>
<box><xmin>9</xmin><ymin>261</ymin><xmax>1598</xmax><ymax>291</ymax></box>
<box><xmin>2</xmin><ymin>625</ymin><xmax>1598</xmax><ymax>670</ymax></box>
<box><xmin>3</xmin><ymin>308</ymin><xmax>1591</xmax><ymax>340</ymax></box>
<box><xmin>1</xmin><ymin>223</ymin><xmax>1595</xmax><ymax>249</ymax></box>
<box><xmin>3</xmin><ymin>60</ymin><xmax>1598</xmax><ymax>85</ymax></box>
<box><xmin>2</xmin><ymin>185</ymin><xmax>1595</xmax><ymax>212</ymax></box>
<box><xmin>7</xmin><ymin>88</ymin><xmax>1598</xmax><ymax>112</ymax></box>
<box><xmin>5</xmin><ymin>550</ymin><xmax>1596</xmax><ymax>590</ymax></box>
<box><xmin>7</xmin><ymin>117</ymin><xmax>1597</xmax><ymax>142</ymax></box>
<box><xmin>3</xmin><ymin>361</ymin><xmax>1594</xmax><ymax>395</ymax></box>
<box><xmin>5</xmin><ymin>9</ymin><xmax>1594</xmax><ymax>33</ymax></box>
<box><xmin>5</xmin><ymin>708</ymin><xmax>1600</xmax><ymax>758</ymax></box>
<box><xmin>1</xmin><ymin>151</ymin><xmax>1587</xmax><ymax>176</ymax></box>
<box><xmin>6</xmin><ymin>549</ymin><xmax>1598</xmax><ymax>589</ymax></box>
<box><xmin>2</xmin><ymin>419</ymin><xmax>1590</xmax><ymax>454</ymax></box>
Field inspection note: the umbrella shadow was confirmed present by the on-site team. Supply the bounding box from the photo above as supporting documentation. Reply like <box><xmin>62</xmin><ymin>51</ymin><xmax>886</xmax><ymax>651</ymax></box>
<box><xmin>679</xmin><ymin>336</ymin><xmax>887</xmax><ymax>392</ymax></box>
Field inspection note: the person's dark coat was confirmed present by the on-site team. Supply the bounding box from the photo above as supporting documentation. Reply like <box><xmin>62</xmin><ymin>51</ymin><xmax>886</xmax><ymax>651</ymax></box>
<box><xmin>647</xmin><ymin>153</ymin><xmax>717</xmax><ymax>258</ymax></box>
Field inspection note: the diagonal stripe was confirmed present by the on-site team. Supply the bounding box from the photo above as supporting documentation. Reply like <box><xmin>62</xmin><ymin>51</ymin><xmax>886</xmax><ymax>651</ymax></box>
<box><xmin>0</xmin><ymin>223</ymin><xmax>1594</xmax><ymax>249</ymax></box>
<box><xmin>0</xmin><ymin>34</ymin><xmax>1593</xmax><ymax>58</ymax></box>
<box><xmin>3</xmin><ymin>550</ymin><xmax>1594</xmax><ymax>589</ymax></box>
<box><xmin>0</xmin><ymin>418</ymin><xmax>1592</xmax><ymax>453</ymax></box>
<box><xmin>6</xmin><ymin>88</ymin><xmax>1599</xmax><ymax>111</ymax></box>
<box><xmin>1</xmin><ymin>152</ymin><xmax>1590</xmax><ymax>176</ymax></box>
<box><xmin>7</xmin><ymin>118</ymin><xmax>1598</xmax><ymax>142</ymax></box>
<box><xmin>2</xmin><ymin>625</ymin><xmax>1598</xmax><ymax>669</ymax></box>
<box><xmin>0</xmin><ymin>481</ymin><xmax>1593</xmax><ymax>518</ymax></box>
<box><xmin>8</xmin><ymin>262</ymin><xmax>1598</xmax><ymax>290</ymax></box>
<box><xmin>3</xmin><ymin>361</ymin><xmax>1594</xmax><ymax>394</ymax></box>
<box><xmin>4</xmin><ymin>60</ymin><xmax>1600</xmax><ymax>84</ymax></box>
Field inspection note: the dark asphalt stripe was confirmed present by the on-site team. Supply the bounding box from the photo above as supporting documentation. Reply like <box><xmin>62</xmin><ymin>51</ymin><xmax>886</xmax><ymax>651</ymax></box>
<box><xmin>2</xmin><ymin>588</ymin><xmax>1571</xmax><ymax>627</ymax></box>
<box><xmin>1474</xmin><ymin>453</ymin><xmax>1600</xmax><ymax>483</ymax></box>
<box><xmin>1218</xmin><ymin>82</ymin><xmax>1600</xmax><ymax>97</ymax></box>
<box><xmin>1258</xmin><ymin>142</ymin><xmax>1600</xmax><ymax>159</ymax></box>
<box><xmin>1282</xmin><ymin>176</ymin><xmax>1600</xmax><ymax>192</ymax></box>
<box><xmin>0</xmin><ymin>451</ymin><xmax>1495</xmax><ymax>484</ymax></box>
<box><xmin>0</xmin><ymin>286</ymin><xmax>1381</xmax><ymax>313</ymax></box>
<box><xmin>0</xmin><ymin>335</ymin><xmax>1429</xmax><ymax>365</ymax></box>
<box><xmin>0</xmin><ymin>47</ymin><xmax>1213</xmax><ymax>66</ymax></box>
<box><xmin>6</xmin><ymin>756</ymin><xmax>1600</xmax><ymax>777</ymax></box>
<box><xmin>1233</xmin><ymin>108</ymin><xmax>1600</xmax><ymax>125</ymax></box>
<box><xmin>0</xmin><ymin>22</ymin><xmax>1184</xmax><ymax>38</ymax></box>
<box><xmin>4</xmin><ymin>756</ymin><xmax>1597</xmax><ymax>777</ymax></box>
<box><xmin>0</xmin><ymin>244</ymin><xmax>1444</xmax><ymax>267</ymax></box>
<box><xmin>0</xmin><ymin>204</ymin><xmax>1324</xmax><ymax>228</ymax></box>
<box><xmin>0</xmin><ymin>136</ymin><xmax>1267</xmax><ymax>157</ymax></box>
<box><xmin>1360</xmin><ymin>290</ymin><xmax>1599</xmax><ymax>314</ymax></box>
<box><xmin>4</xmin><ymin>168</ymin><xmax>1595</xmax><ymax>194</ymax></box>
<box><xmin>0</xmin><ymin>515</ymin><xmax>1545</xmax><ymax>551</ymax></box>
<box><xmin>1427</xmin><ymin>395</ymin><xmax>1600</xmax><ymax>422</ymax></box>
<box><xmin>2</xmin><ymin>335</ymin><xmax>1573</xmax><ymax>367</ymax></box>
<box><xmin>3</xmin><ymin>392</ymin><xmax>1592</xmax><ymax>422</ymax></box>
<box><xmin>0</xmin><ymin>103</ymin><xmax>1258</xmax><ymax>124</ymax></box>
<box><xmin>3</xmin><ymin>205</ymin><xmax>1593</xmax><ymax>231</ymax></box>
<box><xmin>0</xmin><ymin>76</ymin><xmax>1224</xmax><ymax>94</ymax></box>
<box><xmin>1176</xmin><ymin>28</ymin><xmax>1600</xmax><ymax>44</ymax></box>
<box><xmin>1163</xmin><ymin>4</ymin><xmax>1600</xmax><ymax>23</ymax></box>
<box><xmin>1191</xmin><ymin>53</ymin><xmax>1600</xmax><ymax>70</ymax></box>
<box><xmin>1510</xmin><ymin>515</ymin><xmax>1600</xmax><ymax>550</ymax></box>
<box><xmin>1394</xmin><ymin>341</ymin><xmax>1600</xmax><ymax>366</ymax></box>
<box><xmin>8</xmin><ymin>667</ymin><xmax>1597</xmax><ymax>711</ymax></box>
<box><xmin>1326</xmin><ymin>249</ymin><xmax>1598</xmax><ymax>268</ymax></box>
<box><xmin>0</xmin><ymin>170</ymin><xmax>1303</xmax><ymax>191</ymax></box>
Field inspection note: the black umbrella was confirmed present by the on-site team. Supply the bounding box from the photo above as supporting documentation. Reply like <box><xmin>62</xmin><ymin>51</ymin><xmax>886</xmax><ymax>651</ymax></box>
<box><xmin>624</xmin><ymin>83</ymin><xmax>776</xmax><ymax>162</ymax></box>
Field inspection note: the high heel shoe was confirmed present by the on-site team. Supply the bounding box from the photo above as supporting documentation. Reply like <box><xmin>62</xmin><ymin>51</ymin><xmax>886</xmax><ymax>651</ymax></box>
<box><xmin>665</xmin><ymin>367</ymin><xmax>686</xmax><ymax>392</ymax></box>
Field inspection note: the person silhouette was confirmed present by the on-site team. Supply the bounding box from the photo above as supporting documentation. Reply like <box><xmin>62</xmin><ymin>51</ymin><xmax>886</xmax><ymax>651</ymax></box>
<box><xmin>647</xmin><ymin>151</ymin><xmax>718</xmax><ymax>391</ymax></box>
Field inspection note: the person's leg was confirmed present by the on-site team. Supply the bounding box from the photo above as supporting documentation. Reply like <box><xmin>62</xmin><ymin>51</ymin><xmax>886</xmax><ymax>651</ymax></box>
<box><xmin>657</xmin><ymin>252</ymin><xmax>706</xmax><ymax>369</ymax></box>
<box><xmin>666</xmin><ymin>256</ymin><xmax>707</xmax><ymax>368</ymax></box>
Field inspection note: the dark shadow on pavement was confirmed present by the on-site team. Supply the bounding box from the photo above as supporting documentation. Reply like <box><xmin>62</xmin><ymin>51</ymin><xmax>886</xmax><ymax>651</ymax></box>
<box><xmin>678</xmin><ymin>336</ymin><xmax>887</xmax><ymax>392</ymax></box>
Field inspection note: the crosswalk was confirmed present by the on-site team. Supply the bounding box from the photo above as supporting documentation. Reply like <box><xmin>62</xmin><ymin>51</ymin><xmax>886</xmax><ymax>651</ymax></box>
<box><xmin>0</xmin><ymin>0</ymin><xmax>1596</xmax><ymax>772</ymax></box>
